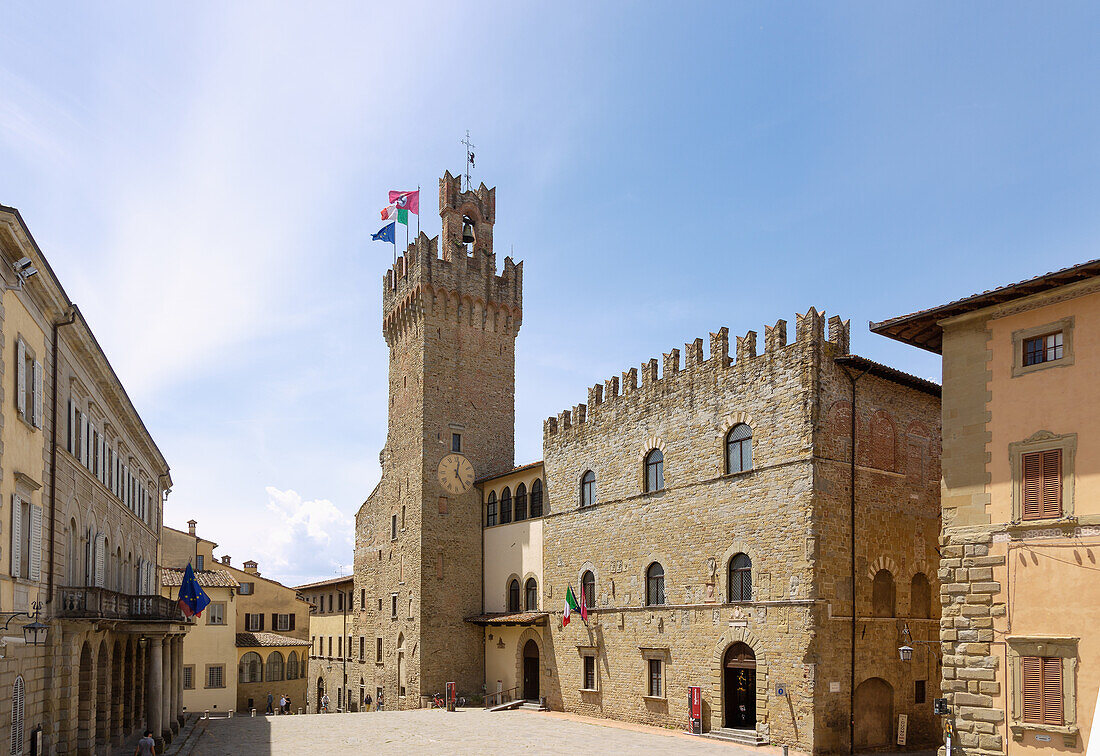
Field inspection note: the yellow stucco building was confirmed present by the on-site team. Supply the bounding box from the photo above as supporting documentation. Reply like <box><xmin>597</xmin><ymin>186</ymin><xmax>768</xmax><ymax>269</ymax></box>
<box><xmin>873</xmin><ymin>259</ymin><xmax>1100</xmax><ymax>755</ymax></box>
<box><xmin>295</xmin><ymin>576</ymin><xmax>356</xmax><ymax>712</ymax></box>
<box><xmin>159</xmin><ymin>521</ymin><xmax>311</xmax><ymax>716</ymax></box>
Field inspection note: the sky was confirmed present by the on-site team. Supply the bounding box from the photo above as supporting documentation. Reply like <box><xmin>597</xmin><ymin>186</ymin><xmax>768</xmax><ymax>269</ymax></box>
<box><xmin>3</xmin><ymin>3</ymin><xmax>1099</xmax><ymax>586</ymax></box>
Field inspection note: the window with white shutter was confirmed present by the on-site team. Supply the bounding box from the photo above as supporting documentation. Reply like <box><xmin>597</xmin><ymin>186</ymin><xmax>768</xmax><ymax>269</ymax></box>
<box><xmin>10</xmin><ymin>495</ymin><xmax>21</xmax><ymax>579</ymax></box>
<box><xmin>67</xmin><ymin>399</ymin><xmax>75</xmax><ymax>453</ymax></box>
<box><xmin>31</xmin><ymin>361</ymin><xmax>42</xmax><ymax>429</ymax></box>
<box><xmin>94</xmin><ymin>534</ymin><xmax>106</xmax><ymax>588</ymax></box>
<box><xmin>28</xmin><ymin>505</ymin><xmax>42</xmax><ymax>582</ymax></box>
<box><xmin>10</xmin><ymin>675</ymin><xmax>24</xmax><ymax>756</ymax></box>
<box><xmin>15</xmin><ymin>339</ymin><xmax>26</xmax><ymax>419</ymax></box>
<box><xmin>80</xmin><ymin>414</ymin><xmax>88</xmax><ymax>467</ymax></box>
<box><xmin>84</xmin><ymin>528</ymin><xmax>93</xmax><ymax>586</ymax></box>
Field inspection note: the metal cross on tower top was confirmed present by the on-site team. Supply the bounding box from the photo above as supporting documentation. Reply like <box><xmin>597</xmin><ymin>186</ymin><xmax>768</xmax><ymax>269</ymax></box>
<box><xmin>462</xmin><ymin>130</ymin><xmax>476</xmax><ymax>191</ymax></box>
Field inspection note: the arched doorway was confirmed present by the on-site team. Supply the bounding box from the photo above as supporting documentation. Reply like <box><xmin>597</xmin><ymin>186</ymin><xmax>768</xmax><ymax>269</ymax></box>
<box><xmin>316</xmin><ymin>678</ymin><xmax>325</xmax><ymax>713</ymax></box>
<box><xmin>522</xmin><ymin>640</ymin><xmax>540</xmax><ymax>701</ymax></box>
<box><xmin>95</xmin><ymin>641</ymin><xmax>110</xmax><ymax>751</ymax></box>
<box><xmin>854</xmin><ymin>677</ymin><xmax>894</xmax><ymax>749</ymax></box>
<box><xmin>723</xmin><ymin>642</ymin><xmax>756</xmax><ymax>729</ymax></box>
<box><xmin>77</xmin><ymin>643</ymin><xmax>93</xmax><ymax>756</ymax></box>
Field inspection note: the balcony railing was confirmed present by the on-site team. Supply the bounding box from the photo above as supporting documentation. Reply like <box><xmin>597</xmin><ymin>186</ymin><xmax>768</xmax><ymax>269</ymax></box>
<box><xmin>56</xmin><ymin>586</ymin><xmax>182</xmax><ymax>622</ymax></box>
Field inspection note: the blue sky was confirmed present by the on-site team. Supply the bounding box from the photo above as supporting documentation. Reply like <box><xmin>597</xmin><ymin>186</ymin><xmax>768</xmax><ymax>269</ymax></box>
<box><xmin>3</xmin><ymin>3</ymin><xmax>1099</xmax><ymax>585</ymax></box>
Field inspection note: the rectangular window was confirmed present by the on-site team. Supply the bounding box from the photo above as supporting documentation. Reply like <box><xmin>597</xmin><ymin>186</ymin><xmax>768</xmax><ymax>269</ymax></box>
<box><xmin>1022</xmin><ymin>656</ymin><xmax>1064</xmax><ymax>725</ymax></box>
<box><xmin>206</xmin><ymin>665</ymin><xmax>225</xmax><ymax>689</ymax></box>
<box><xmin>583</xmin><ymin>655</ymin><xmax>596</xmax><ymax>690</ymax></box>
<box><xmin>338</xmin><ymin>592</ymin><xmax>344</xmax><ymax>611</ymax></box>
<box><xmin>359</xmin><ymin>636</ymin><xmax>365</xmax><ymax>662</ymax></box>
<box><xmin>246</xmin><ymin>613</ymin><xmax>262</xmax><ymax>631</ymax></box>
<box><xmin>328</xmin><ymin>637</ymin><xmax>332</xmax><ymax>657</ymax></box>
<box><xmin>311</xmin><ymin>636</ymin><xmax>316</xmax><ymax>656</ymax></box>
<box><xmin>275</xmin><ymin>613</ymin><xmax>291</xmax><ymax>631</ymax></box>
<box><xmin>195</xmin><ymin>554</ymin><xmax>204</xmax><ymax>571</ymax></box>
<box><xmin>391</xmin><ymin>514</ymin><xmax>398</xmax><ymax>540</ymax></box>
<box><xmin>361</xmin><ymin>588</ymin><xmax>366</xmax><ymax>608</ymax></box>
<box><xmin>238</xmin><ymin>582</ymin><xmax>254</xmax><ymax>595</ymax></box>
<box><xmin>648</xmin><ymin>659</ymin><xmax>663</xmax><ymax>698</ymax></box>
<box><xmin>451</xmin><ymin>433</ymin><xmax>462</xmax><ymax>452</ymax></box>
<box><xmin>915</xmin><ymin>679</ymin><xmax>926</xmax><ymax>704</ymax></box>
<box><xmin>206</xmin><ymin>602</ymin><xmax>226</xmax><ymax>625</ymax></box>
<box><xmin>376</xmin><ymin>637</ymin><xmax>383</xmax><ymax>663</ymax></box>
<box><xmin>1023</xmin><ymin>331</ymin><xmax>1063</xmax><ymax>366</ymax></box>
<box><xmin>183</xmin><ymin>665</ymin><xmax>194</xmax><ymax>690</ymax></box>
<box><xmin>338</xmin><ymin>636</ymin><xmax>342</xmax><ymax>657</ymax></box>
<box><xmin>1022</xmin><ymin>449</ymin><xmax>1062</xmax><ymax>520</ymax></box>
<box><xmin>390</xmin><ymin>594</ymin><xmax>398</xmax><ymax>618</ymax></box>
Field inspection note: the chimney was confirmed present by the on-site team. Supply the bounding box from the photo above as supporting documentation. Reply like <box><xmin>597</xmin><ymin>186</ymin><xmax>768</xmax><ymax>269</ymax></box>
<box><xmin>243</xmin><ymin>560</ymin><xmax>259</xmax><ymax>576</ymax></box>
<box><xmin>187</xmin><ymin>519</ymin><xmax>197</xmax><ymax>536</ymax></box>
<box><xmin>221</xmin><ymin>555</ymin><xmax>231</xmax><ymax>566</ymax></box>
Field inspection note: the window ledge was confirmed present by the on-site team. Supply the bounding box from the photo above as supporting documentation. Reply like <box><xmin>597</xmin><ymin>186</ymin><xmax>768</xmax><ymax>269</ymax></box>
<box><xmin>1010</xmin><ymin>722</ymin><xmax>1077</xmax><ymax>745</ymax></box>
<box><xmin>1007</xmin><ymin>517</ymin><xmax>1076</xmax><ymax>535</ymax></box>
<box><xmin>579</xmin><ymin>688</ymin><xmax>599</xmax><ymax>694</ymax></box>
<box><xmin>642</xmin><ymin>695</ymin><xmax>667</xmax><ymax>703</ymax></box>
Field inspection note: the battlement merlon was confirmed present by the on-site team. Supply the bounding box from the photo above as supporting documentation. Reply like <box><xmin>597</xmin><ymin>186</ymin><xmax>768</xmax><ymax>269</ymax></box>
<box><xmin>544</xmin><ymin>308</ymin><xmax>850</xmax><ymax>439</ymax></box>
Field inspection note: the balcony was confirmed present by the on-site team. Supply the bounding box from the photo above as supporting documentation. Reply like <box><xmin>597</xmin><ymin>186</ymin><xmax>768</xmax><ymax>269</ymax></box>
<box><xmin>56</xmin><ymin>586</ymin><xmax>182</xmax><ymax>623</ymax></box>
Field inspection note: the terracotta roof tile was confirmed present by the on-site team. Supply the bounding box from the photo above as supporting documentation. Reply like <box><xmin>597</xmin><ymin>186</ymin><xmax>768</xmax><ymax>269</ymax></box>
<box><xmin>160</xmin><ymin>568</ymin><xmax>239</xmax><ymax>588</ymax></box>
<box><xmin>464</xmin><ymin>611</ymin><xmax>548</xmax><ymax>626</ymax></box>
<box><xmin>235</xmin><ymin>632</ymin><xmax>311</xmax><ymax>648</ymax></box>
<box><xmin>293</xmin><ymin>575</ymin><xmax>354</xmax><ymax>591</ymax></box>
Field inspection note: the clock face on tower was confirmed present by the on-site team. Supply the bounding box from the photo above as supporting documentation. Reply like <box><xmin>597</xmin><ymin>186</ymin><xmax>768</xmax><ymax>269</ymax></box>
<box><xmin>437</xmin><ymin>453</ymin><xmax>475</xmax><ymax>495</ymax></box>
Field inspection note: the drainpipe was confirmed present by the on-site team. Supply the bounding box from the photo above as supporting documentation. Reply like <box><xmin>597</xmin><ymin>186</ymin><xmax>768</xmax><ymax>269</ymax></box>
<box><xmin>46</xmin><ymin>306</ymin><xmax>78</xmax><ymax>604</ymax></box>
<box><xmin>343</xmin><ymin>588</ymin><xmax>348</xmax><ymax>710</ymax></box>
<box><xmin>840</xmin><ymin>364</ymin><xmax>869</xmax><ymax>756</ymax></box>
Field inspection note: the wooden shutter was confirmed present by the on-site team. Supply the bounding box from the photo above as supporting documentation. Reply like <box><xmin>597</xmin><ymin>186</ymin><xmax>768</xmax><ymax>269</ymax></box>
<box><xmin>1022</xmin><ymin>656</ymin><xmax>1043</xmax><ymax>722</ymax></box>
<box><xmin>80</xmin><ymin>414</ymin><xmax>88</xmax><ymax>467</ymax></box>
<box><xmin>94</xmin><ymin>534</ymin><xmax>106</xmax><ymax>587</ymax></box>
<box><xmin>245</xmin><ymin>613</ymin><xmax>251</xmax><ymax>630</ymax></box>
<box><xmin>289</xmin><ymin>613</ymin><xmax>296</xmax><ymax>631</ymax></box>
<box><xmin>67</xmin><ymin>399</ymin><xmax>75</xmax><ymax>453</ymax></box>
<box><xmin>1043</xmin><ymin>657</ymin><xmax>1064</xmax><ymax>725</ymax></box>
<box><xmin>15</xmin><ymin>339</ymin><xmax>26</xmax><ymax>418</ymax></box>
<box><xmin>1022</xmin><ymin>452</ymin><xmax>1042</xmax><ymax>519</ymax></box>
<box><xmin>28</xmin><ymin>505</ymin><xmax>42</xmax><ymax>582</ymax></box>
<box><xmin>1041</xmin><ymin>450</ymin><xmax>1062</xmax><ymax>518</ymax></box>
<box><xmin>11</xmin><ymin>675</ymin><xmax>24</xmax><ymax>755</ymax></box>
<box><xmin>32</xmin><ymin>360</ymin><xmax>42</xmax><ymax>429</ymax></box>
<box><xmin>10</xmin><ymin>495</ymin><xmax>22</xmax><ymax>579</ymax></box>
<box><xmin>259</xmin><ymin>613</ymin><xmax>265</xmax><ymax>631</ymax></box>
<box><xmin>271</xmin><ymin>613</ymin><xmax>278</xmax><ymax>631</ymax></box>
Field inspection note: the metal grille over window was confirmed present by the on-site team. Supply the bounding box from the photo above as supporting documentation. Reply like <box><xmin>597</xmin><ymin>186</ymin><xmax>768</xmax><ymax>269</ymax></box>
<box><xmin>728</xmin><ymin>553</ymin><xmax>752</xmax><ymax>602</ymax></box>
<box><xmin>726</xmin><ymin>424</ymin><xmax>753</xmax><ymax>473</ymax></box>
<box><xmin>582</xmin><ymin>571</ymin><xmax>596</xmax><ymax>609</ymax></box>
<box><xmin>646</xmin><ymin>563</ymin><xmax>665</xmax><ymax>606</ymax></box>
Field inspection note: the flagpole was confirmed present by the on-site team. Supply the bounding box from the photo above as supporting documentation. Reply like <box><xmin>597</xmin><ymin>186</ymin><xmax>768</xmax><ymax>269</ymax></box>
<box><xmin>417</xmin><ymin>185</ymin><xmax>420</xmax><ymax>240</ymax></box>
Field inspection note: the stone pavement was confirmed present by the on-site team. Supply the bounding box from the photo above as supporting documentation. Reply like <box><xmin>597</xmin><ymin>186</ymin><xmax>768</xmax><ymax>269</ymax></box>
<box><xmin>195</xmin><ymin>708</ymin><xmax>796</xmax><ymax>755</ymax></box>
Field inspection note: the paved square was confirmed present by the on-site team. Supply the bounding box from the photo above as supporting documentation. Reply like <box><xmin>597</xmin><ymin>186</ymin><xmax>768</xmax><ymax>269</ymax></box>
<box><xmin>196</xmin><ymin>709</ymin><xmax>773</xmax><ymax>755</ymax></box>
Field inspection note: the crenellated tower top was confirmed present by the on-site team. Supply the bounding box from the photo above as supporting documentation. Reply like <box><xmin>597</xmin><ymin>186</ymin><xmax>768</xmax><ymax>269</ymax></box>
<box><xmin>382</xmin><ymin>172</ymin><xmax>522</xmax><ymax>347</ymax></box>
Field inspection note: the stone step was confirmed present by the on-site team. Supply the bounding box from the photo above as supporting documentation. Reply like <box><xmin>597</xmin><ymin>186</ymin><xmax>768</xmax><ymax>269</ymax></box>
<box><xmin>517</xmin><ymin>701</ymin><xmax>549</xmax><ymax>711</ymax></box>
<box><xmin>700</xmin><ymin>727</ymin><xmax>768</xmax><ymax>747</ymax></box>
<box><xmin>487</xmin><ymin>699</ymin><xmax>524</xmax><ymax>712</ymax></box>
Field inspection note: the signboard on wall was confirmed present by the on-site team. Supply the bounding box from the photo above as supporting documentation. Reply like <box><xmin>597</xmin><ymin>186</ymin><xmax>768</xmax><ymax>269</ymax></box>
<box><xmin>897</xmin><ymin>714</ymin><xmax>908</xmax><ymax>746</ymax></box>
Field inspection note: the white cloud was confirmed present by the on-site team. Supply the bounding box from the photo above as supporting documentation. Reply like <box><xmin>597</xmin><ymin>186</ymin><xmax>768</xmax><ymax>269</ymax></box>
<box><xmin>248</xmin><ymin>486</ymin><xmax>354</xmax><ymax>586</ymax></box>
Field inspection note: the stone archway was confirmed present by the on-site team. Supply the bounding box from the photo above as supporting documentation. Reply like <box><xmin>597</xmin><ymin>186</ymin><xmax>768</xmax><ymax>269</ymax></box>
<box><xmin>711</xmin><ymin>628</ymin><xmax>767</xmax><ymax>735</ymax></box>
<box><xmin>78</xmin><ymin>642</ymin><xmax>94</xmax><ymax>756</ymax></box>
<box><xmin>513</xmin><ymin>627</ymin><xmax>545</xmax><ymax>702</ymax></box>
<box><xmin>854</xmin><ymin>677</ymin><xmax>894</xmax><ymax>749</ymax></box>
<box><xmin>95</xmin><ymin>641</ymin><xmax>110</xmax><ymax>752</ymax></box>
<box><xmin>723</xmin><ymin>643</ymin><xmax>757</xmax><ymax>729</ymax></box>
<box><xmin>317</xmin><ymin>678</ymin><xmax>325</xmax><ymax>713</ymax></box>
<box><xmin>522</xmin><ymin>640</ymin><xmax>540</xmax><ymax>701</ymax></box>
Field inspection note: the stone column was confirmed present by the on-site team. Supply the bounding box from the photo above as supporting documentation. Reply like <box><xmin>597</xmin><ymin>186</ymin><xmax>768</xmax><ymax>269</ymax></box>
<box><xmin>168</xmin><ymin>637</ymin><xmax>179</xmax><ymax>733</ymax></box>
<box><xmin>173</xmin><ymin>636</ymin><xmax>184</xmax><ymax>726</ymax></box>
<box><xmin>161</xmin><ymin>637</ymin><xmax>172</xmax><ymax>743</ymax></box>
<box><xmin>146</xmin><ymin>639</ymin><xmax>164</xmax><ymax>749</ymax></box>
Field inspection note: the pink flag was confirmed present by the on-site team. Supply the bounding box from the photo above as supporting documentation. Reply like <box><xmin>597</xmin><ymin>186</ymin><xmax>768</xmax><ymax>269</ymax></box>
<box><xmin>388</xmin><ymin>190</ymin><xmax>419</xmax><ymax>214</ymax></box>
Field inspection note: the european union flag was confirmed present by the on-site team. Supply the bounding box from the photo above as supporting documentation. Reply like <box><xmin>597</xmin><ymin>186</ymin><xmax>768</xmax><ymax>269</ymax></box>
<box><xmin>177</xmin><ymin>562</ymin><xmax>211</xmax><ymax>618</ymax></box>
<box><xmin>372</xmin><ymin>221</ymin><xmax>396</xmax><ymax>244</ymax></box>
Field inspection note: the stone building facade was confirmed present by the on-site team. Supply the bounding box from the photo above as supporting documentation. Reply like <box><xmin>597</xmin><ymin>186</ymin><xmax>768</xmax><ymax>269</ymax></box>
<box><xmin>351</xmin><ymin>174</ymin><xmax>942</xmax><ymax>753</ymax></box>
<box><xmin>296</xmin><ymin>575</ymin><xmax>356</xmax><ymax>712</ymax></box>
<box><xmin>0</xmin><ymin>205</ymin><xmax>186</xmax><ymax>754</ymax></box>
<box><xmin>872</xmin><ymin>260</ymin><xmax>1100</xmax><ymax>755</ymax></box>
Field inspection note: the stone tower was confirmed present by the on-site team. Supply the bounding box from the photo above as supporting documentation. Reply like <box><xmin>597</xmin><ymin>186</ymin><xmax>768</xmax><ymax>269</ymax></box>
<box><xmin>357</xmin><ymin>171</ymin><xmax>522</xmax><ymax>705</ymax></box>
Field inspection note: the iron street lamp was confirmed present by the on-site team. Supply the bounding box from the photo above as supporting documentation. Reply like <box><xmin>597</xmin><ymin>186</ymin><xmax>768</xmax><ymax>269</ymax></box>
<box><xmin>897</xmin><ymin>622</ymin><xmax>939</xmax><ymax>663</ymax></box>
<box><xmin>0</xmin><ymin>601</ymin><xmax>49</xmax><ymax>647</ymax></box>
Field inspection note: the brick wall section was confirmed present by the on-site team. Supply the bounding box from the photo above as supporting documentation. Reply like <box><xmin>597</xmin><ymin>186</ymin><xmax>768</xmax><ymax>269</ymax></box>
<box><xmin>353</xmin><ymin>174</ymin><xmax>521</xmax><ymax>707</ymax></box>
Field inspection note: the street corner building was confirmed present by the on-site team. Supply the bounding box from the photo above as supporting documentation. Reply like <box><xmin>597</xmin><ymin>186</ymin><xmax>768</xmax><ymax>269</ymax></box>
<box><xmin>873</xmin><ymin>259</ymin><xmax>1100</xmax><ymax>755</ymax></box>
<box><xmin>294</xmin><ymin>575</ymin><xmax>355</xmax><ymax>712</ymax></box>
<box><xmin>0</xmin><ymin>206</ymin><xmax>186</xmax><ymax>753</ymax></box>
<box><xmin>347</xmin><ymin>173</ymin><xmax>946</xmax><ymax>754</ymax></box>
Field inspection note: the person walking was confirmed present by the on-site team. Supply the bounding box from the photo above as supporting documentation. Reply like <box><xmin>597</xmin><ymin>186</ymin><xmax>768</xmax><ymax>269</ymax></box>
<box><xmin>321</xmin><ymin>693</ymin><xmax>330</xmax><ymax>713</ymax></box>
<box><xmin>279</xmin><ymin>695</ymin><xmax>287</xmax><ymax>715</ymax></box>
<box><xmin>266</xmin><ymin>692</ymin><xmax>274</xmax><ymax>715</ymax></box>
<box><xmin>364</xmin><ymin>692</ymin><xmax>372</xmax><ymax>712</ymax></box>
<box><xmin>286</xmin><ymin>696</ymin><xmax>293</xmax><ymax>714</ymax></box>
<box><xmin>134</xmin><ymin>729</ymin><xmax>156</xmax><ymax>756</ymax></box>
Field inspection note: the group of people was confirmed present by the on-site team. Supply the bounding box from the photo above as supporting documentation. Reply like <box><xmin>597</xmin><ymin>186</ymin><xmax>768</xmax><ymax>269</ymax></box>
<box><xmin>265</xmin><ymin>692</ymin><xmax>295</xmax><ymax>715</ymax></box>
<box><xmin>317</xmin><ymin>690</ymin><xmax>383</xmax><ymax>712</ymax></box>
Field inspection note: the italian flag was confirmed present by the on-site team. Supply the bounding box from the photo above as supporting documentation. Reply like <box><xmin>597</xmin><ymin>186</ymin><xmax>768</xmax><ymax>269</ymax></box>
<box><xmin>381</xmin><ymin>205</ymin><xmax>409</xmax><ymax>225</ymax></box>
<box><xmin>563</xmin><ymin>585</ymin><xmax>587</xmax><ymax>626</ymax></box>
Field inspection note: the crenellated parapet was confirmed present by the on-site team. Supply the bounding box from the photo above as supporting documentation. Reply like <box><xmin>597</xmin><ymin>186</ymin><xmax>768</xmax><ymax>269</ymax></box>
<box><xmin>381</xmin><ymin>173</ymin><xmax>523</xmax><ymax>346</ymax></box>
<box><xmin>544</xmin><ymin>307</ymin><xmax>850</xmax><ymax>440</ymax></box>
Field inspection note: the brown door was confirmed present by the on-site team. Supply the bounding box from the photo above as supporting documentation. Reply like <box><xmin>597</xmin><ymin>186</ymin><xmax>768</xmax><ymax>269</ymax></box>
<box><xmin>723</xmin><ymin>643</ymin><xmax>757</xmax><ymax>729</ymax></box>
<box><xmin>522</xmin><ymin>640</ymin><xmax>540</xmax><ymax>700</ymax></box>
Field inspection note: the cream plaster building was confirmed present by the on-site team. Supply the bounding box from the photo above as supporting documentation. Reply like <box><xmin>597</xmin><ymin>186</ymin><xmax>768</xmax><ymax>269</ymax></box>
<box><xmin>873</xmin><ymin>259</ymin><xmax>1100</xmax><ymax>755</ymax></box>
<box><xmin>0</xmin><ymin>205</ymin><xmax>186</xmax><ymax>754</ymax></box>
<box><xmin>295</xmin><ymin>575</ymin><xmax>355</xmax><ymax>712</ymax></box>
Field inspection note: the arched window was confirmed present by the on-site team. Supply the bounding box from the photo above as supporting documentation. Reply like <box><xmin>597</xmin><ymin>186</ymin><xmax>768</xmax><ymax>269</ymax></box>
<box><xmin>68</xmin><ymin>519</ymin><xmax>79</xmax><ymax>587</ymax></box>
<box><xmin>581</xmin><ymin>570</ymin><xmax>596</xmax><ymax>609</ymax></box>
<box><xmin>580</xmin><ymin>471</ymin><xmax>595</xmax><ymax>508</ymax></box>
<box><xmin>239</xmin><ymin>652</ymin><xmax>262</xmax><ymax>683</ymax></box>
<box><xmin>726</xmin><ymin>424</ymin><xmax>753</xmax><ymax>474</ymax></box>
<box><xmin>910</xmin><ymin>572</ymin><xmax>931</xmax><ymax>619</ymax></box>
<box><xmin>508</xmin><ymin>579</ymin><xmax>521</xmax><ymax>612</ymax></box>
<box><xmin>10</xmin><ymin>675</ymin><xmax>24</xmax><ymax>756</ymax></box>
<box><xmin>266</xmin><ymin>651</ymin><xmax>285</xmax><ymax>682</ymax></box>
<box><xmin>286</xmin><ymin>651</ymin><xmax>299</xmax><ymax>680</ymax></box>
<box><xmin>486</xmin><ymin>491</ymin><xmax>497</xmax><ymax>527</ymax></box>
<box><xmin>872</xmin><ymin>569</ymin><xmax>896</xmax><ymax>618</ymax></box>
<box><xmin>530</xmin><ymin>479</ymin><xmax>544</xmax><ymax>517</ymax></box>
<box><xmin>524</xmin><ymin>578</ymin><xmax>538</xmax><ymax>610</ymax></box>
<box><xmin>500</xmin><ymin>487</ymin><xmax>512</xmax><ymax>524</ymax></box>
<box><xmin>728</xmin><ymin>553</ymin><xmax>752</xmax><ymax>602</ymax></box>
<box><xmin>646</xmin><ymin>563</ymin><xmax>665</xmax><ymax>606</ymax></box>
<box><xmin>644</xmin><ymin>449</ymin><xmax>664</xmax><ymax>492</ymax></box>
<box><xmin>515</xmin><ymin>483</ymin><xmax>528</xmax><ymax>522</ymax></box>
